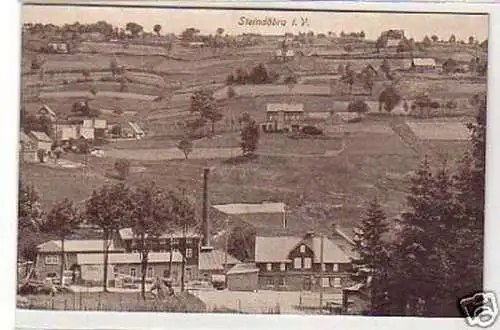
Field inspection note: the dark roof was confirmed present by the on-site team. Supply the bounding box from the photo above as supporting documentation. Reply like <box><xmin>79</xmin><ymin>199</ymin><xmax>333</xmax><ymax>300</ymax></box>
<box><xmin>254</xmin><ymin>235</ymin><xmax>353</xmax><ymax>263</ymax></box>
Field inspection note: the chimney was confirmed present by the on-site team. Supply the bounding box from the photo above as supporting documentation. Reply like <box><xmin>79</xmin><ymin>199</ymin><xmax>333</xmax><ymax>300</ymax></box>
<box><xmin>202</xmin><ymin>168</ymin><xmax>211</xmax><ymax>248</ymax></box>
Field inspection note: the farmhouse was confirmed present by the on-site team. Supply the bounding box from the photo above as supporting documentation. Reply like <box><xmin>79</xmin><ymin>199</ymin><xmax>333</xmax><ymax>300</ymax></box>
<box><xmin>263</xmin><ymin>103</ymin><xmax>305</xmax><ymax>133</ymax></box>
<box><xmin>254</xmin><ymin>231</ymin><xmax>356</xmax><ymax>292</ymax></box>
<box><xmin>411</xmin><ymin>58</ymin><xmax>437</xmax><ymax>72</ymax></box>
<box><xmin>28</xmin><ymin>131</ymin><xmax>52</xmax><ymax>153</ymax></box>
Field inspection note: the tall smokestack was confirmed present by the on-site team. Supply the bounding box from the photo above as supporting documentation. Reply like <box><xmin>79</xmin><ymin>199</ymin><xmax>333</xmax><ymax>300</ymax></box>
<box><xmin>202</xmin><ymin>168</ymin><xmax>210</xmax><ymax>247</ymax></box>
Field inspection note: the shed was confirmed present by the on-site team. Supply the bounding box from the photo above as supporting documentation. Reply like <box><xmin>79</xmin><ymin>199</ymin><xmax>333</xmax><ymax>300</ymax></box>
<box><xmin>227</xmin><ymin>263</ymin><xmax>259</xmax><ymax>291</ymax></box>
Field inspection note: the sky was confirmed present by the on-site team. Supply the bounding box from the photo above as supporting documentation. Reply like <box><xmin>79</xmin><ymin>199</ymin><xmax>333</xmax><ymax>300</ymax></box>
<box><xmin>21</xmin><ymin>4</ymin><xmax>489</xmax><ymax>41</ymax></box>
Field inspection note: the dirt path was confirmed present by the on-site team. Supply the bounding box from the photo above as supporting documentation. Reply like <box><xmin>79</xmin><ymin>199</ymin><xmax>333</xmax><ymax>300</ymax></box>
<box><xmin>102</xmin><ymin>140</ymin><xmax>347</xmax><ymax>161</ymax></box>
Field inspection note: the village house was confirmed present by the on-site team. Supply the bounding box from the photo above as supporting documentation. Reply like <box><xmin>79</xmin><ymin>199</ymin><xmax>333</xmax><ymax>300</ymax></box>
<box><xmin>274</xmin><ymin>49</ymin><xmax>295</xmax><ymax>62</ymax></box>
<box><xmin>28</xmin><ymin>131</ymin><xmax>52</xmax><ymax>153</ymax></box>
<box><xmin>35</xmin><ymin>239</ymin><xmax>123</xmax><ymax>282</ymax></box>
<box><xmin>76</xmin><ymin>251</ymin><xmax>185</xmax><ymax>286</ymax></box>
<box><xmin>20</xmin><ymin>132</ymin><xmax>37</xmax><ymax>162</ymax></box>
<box><xmin>111</xmin><ymin>121</ymin><xmax>145</xmax><ymax>139</ymax></box>
<box><xmin>83</xmin><ymin>119</ymin><xmax>107</xmax><ymax>139</ymax></box>
<box><xmin>117</xmin><ymin>227</ymin><xmax>201</xmax><ymax>281</ymax></box>
<box><xmin>47</xmin><ymin>42</ymin><xmax>69</xmax><ymax>54</ymax></box>
<box><xmin>198</xmin><ymin>246</ymin><xmax>241</xmax><ymax>282</ymax></box>
<box><xmin>411</xmin><ymin>58</ymin><xmax>438</xmax><ymax>72</ymax></box>
<box><xmin>254</xmin><ymin>231</ymin><xmax>356</xmax><ymax>292</ymax></box>
<box><xmin>38</xmin><ymin>104</ymin><xmax>56</xmax><ymax>121</ymax></box>
<box><xmin>263</xmin><ymin>103</ymin><xmax>305</xmax><ymax>133</ymax></box>
<box><xmin>227</xmin><ymin>263</ymin><xmax>260</xmax><ymax>291</ymax></box>
<box><xmin>34</xmin><ymin>225</ymin><xmax>240</xmax><ymax>287</ymax></box>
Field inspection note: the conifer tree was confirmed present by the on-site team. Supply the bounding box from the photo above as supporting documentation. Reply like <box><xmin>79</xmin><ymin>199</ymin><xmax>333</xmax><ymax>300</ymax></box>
<box><xmin>392</xmin><ymin>156</ymin><xmax>436</xmax><ymax>315</ymax></box>
<box><xmin>352</xmin><ymin>198</ymin><xmax>390</xmax><ymax>313</ymax></box>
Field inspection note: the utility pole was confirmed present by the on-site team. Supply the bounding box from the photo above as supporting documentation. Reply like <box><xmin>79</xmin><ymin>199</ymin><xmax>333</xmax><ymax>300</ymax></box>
<box><xmin>319</xmin><ymin>234</ymin><xmax>324</xmax><ymax>313</ymax></box>
<box><xmin>224</xmin><ymin>217</ymin><xmax>229</xmax><ymax>286</ymax></box>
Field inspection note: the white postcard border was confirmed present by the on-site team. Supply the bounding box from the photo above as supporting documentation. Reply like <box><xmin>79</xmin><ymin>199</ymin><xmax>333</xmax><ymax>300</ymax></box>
<box><xmin>2</xmin><ymin>1</ymin><xmax>499</xmax><ymax>329</ymax></box>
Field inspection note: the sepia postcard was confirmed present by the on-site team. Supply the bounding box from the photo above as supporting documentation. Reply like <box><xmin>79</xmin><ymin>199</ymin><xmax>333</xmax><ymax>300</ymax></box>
<box><xmin>13</xmin><ymin>1</ymin><xmax>494</xmax><ymax>329</ymax></box>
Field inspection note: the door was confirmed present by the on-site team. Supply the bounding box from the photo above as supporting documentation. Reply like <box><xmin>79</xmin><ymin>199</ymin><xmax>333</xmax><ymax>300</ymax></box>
<box><xmin>303</xmin><ymin>276</ymin><xmax>312</xmax><ymax>291</ymax></box>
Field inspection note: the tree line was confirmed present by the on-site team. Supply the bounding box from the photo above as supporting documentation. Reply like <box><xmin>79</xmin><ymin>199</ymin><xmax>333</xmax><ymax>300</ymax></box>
<box><xmin>352</xmin><ymin>93</ymin><xmax>485</xmax><ymax>316</ymax></box>
<box><xmin>18</xmin><ymin>181</ymin><xmax>197</xmax><ymax>299</ymax></box>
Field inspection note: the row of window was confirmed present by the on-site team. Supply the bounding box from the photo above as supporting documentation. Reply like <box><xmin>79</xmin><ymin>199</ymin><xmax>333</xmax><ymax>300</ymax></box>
<box><xmin>265</xmin><ymin>277</ymin><xmax>342</xmax><ymax>288</ymax></box>
<box><xmin>267</xmin><ymin>115</ymin><xmax>302</xmax><ymax>121</ymax></box>
<box><xmin>116</xmin><ymin>267</ymin><xmax>179</xmax><ymax>279</ymax></box>
<box><xmin>265</xmin><ymin>260</ymin><xmax>340</xmax><ymax>272</ymax></box>
<box><xmin>129</xmin><ymin>238</ymin><xmax>194</xmax><ymax>248</ymax></box>
<box><xmin>127</xmin><ymin>248</ymin><xmax>194</xmax><ymax>258</ymax></box>
<box><xmin>44</xmin><ymin>248</ymin><xmax>194</xmax><ymax>266</ymax></box>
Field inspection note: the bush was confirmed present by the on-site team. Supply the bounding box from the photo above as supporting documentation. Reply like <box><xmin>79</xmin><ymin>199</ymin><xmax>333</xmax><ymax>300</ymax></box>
<box><xmin>227</xmin><ymin>86</ymin><xmax>236</xmax><ymax>98</ymax></box>
<box><xmin>445</xmin><ymin>100</ymin><xmax>458</xmax><ymax>109</ymax></box>
<box><xmin>114</xmin><ymin>159</ymin><xmax>131</xmax><ymax>180</ymax></box>
<box><xmin>347</xmin><ymin>100</ymin><xmax>369</xmax><ymax>113</ymax></box>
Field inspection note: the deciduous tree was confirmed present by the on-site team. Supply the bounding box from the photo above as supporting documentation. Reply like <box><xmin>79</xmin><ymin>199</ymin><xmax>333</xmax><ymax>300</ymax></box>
<box><xmin>85</xmin><ymin>183</ymin><xmax>133</xmax><ymax>292</ymax></box>
<box><xmin>240</xmin><ymin>117</ymin><xmax>260</xmax><ymax>156</ymax></box>
<box><xmin>153</xmin><ymin>24</ymin><xmax>162</xmax><ymax>36</ymax></box>
<box><xmin>177</xmin><ymin>138</ymin><xmax>193</xmax><ymax>160</ymax></box>
<box><xmin>130</xmin><ymin>184</ymin><xmax>196</xmax><ymax>298</ymax></box>
<box><xmin>43</xmin><ymin>198</ymin><xmax>80</xmax><ymax>285</ymax></box>
<box><xmin>190</xmin><ymin>89</ymin><xmax>222</xmax><ymax>134</ymax></box>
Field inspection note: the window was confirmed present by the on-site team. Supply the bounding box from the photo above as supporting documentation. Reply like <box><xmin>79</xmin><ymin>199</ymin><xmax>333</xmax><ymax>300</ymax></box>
<box><xmin>321</xmin><ymin>263</ymin><xmax>326</xmax><ymax>272</ymax></box>
<box><xmin>294</xmin><ymin>257</ymin><xmax>302</xmax><ymax>269</ymax></box>
<box><xmin>45</xmin><ymin>255</ymin><xmax>59</xmax><ymax>265</ymax></box>
<box><xmin>333</xmin><ymin>277</ymin><xmax>341</xmax><ymax>288</ymax></box>
<box><xmin>185</xmin><ymin>248</ymin><xmax>193</xmax><ymax>258</ymax></box>
<box><xmin>278</xmin><ymin>276</ymin><xmax>286</xmax><ymax>286</ymax></box>
<box><xmin>266</xmin><ymin>263</ymin><xmax>272</xmax><ymax>271</ymax></box>
<box><xmin>299</xmin><ymin>245</ymin><xmax>305</xmax><ymax>253</ymax></box>
<box><xmin>280</xmin><ymin>263</ymin><xmax>286</xmax><ymax>272</ymax></box>
<box><xmin>333</xmin><ymin>263</ymin><xmax>339</xmax><ymax>272</ymax></box>
<box><xmin>147</xmin><ymin>267</ymin><xmax>154</xmax><ymax>278</ymax></box>
<box><xmin>266</xmin><ymin>278</ymin><xmax>275</xmax><ymax>287</ymax></box>
<box><xmin>130</xmin><ymin>268</ymin><xmax>137</xmax><ymax>278</ymax></box>
<box><xmin>186</xmin><ymin>238</ymin><xmax>193</xmax><ymax>245</ymax></box>
<box><xmin>303</xmin><ymin>257</ymin><xmax>312</xmax><ymax>269</ymax></box>
<box><xmin>163</xmin><ymin>270</ymin><xmax>169</xmax><ymax>278</ymax></box>
<box><xmin>321</xmin><ymin>277</ymin><xmax>330</xmax><ymax>288</ymax></box>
